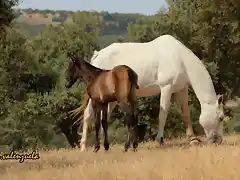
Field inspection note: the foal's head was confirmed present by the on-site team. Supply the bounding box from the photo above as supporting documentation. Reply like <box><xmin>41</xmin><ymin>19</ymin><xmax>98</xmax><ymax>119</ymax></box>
<box><xmin>65</xmin><ymin>53</ymin><xmax>85</xmax><ymax>88</ymax></box>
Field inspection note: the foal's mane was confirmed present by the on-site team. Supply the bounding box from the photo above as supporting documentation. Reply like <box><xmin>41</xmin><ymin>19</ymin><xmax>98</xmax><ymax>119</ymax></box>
<box><xmin>68</xmin><ymin>53</ymin><xmax>104</xmax><ymax>78</ymax></box>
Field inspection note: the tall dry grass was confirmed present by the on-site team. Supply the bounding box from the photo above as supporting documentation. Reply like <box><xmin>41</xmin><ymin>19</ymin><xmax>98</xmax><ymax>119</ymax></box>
<box><xmin>0</xmin><ymin>135</ymin><xmax>239</xmax><ymax>180</ymax></box>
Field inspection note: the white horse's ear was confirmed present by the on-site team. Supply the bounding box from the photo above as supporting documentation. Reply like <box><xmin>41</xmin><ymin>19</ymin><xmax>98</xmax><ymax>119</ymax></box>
<box><xmin>94</xmin><ymin>50</ymin><xmax>98</xmax><ymax>55</ymax></box>
<box><xmin>217</xmin><ymin>94</ymin><xmax>224</xmax><ymax>105</ymax></box>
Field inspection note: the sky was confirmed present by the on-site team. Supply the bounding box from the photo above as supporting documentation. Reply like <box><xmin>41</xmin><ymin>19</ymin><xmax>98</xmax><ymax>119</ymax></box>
<box><xmin>17</xmin><ymin>0</ymin><xmax>167</xmax><ymax>15</ymax></box>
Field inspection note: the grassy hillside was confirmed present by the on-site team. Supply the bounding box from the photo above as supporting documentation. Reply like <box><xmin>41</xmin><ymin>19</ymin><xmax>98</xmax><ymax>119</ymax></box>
<box><xmin>14</xmin><ymin>9</ymin><xmax>143</xmax><ymax>39</ymax></box>
<box><xmin>1</xmin><ymin>135</ymin><xmax>239</xmax><ymax>180</ymax></box>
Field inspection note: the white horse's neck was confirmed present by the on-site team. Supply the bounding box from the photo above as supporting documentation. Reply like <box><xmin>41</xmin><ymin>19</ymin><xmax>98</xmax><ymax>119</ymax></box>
<box><xmin>180</xmin><ymin>45</ymin><xmax>217</xmax><ymax>106</ymax></box>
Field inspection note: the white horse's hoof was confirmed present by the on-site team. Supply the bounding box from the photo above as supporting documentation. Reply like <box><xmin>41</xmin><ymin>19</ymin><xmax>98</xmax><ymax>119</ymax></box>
<box><xmin>189</xmin><ymin>137</ymin><xmax>201</xmax><ymax>146</ymax></box>
<box><xmin>80</xmin><ymin>145</ymin><xmax>87</xmax><ymax>152</ymax></box>
<box><xmin>190</xmin><ymin>140</ymin><xmax>199</xmax><ymax>146</ymax></box>
<box><xmin>80</xmin><ymin>148</ymin><xmax>87</xmax><ymax>152</ymax></box>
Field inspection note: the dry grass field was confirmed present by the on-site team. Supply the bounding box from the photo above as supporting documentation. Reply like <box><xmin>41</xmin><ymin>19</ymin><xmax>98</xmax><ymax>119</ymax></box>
<box><xmin>15</xmin><ymin>12</ymin><xmax>69</xmax><ymax>26</ymax></box>
<box><xmin>0</xmin><ymin>135</ymin><xmax>240</xmax><ymax>180</ymax></box>
<box><xmin>15</xmin><ymin>12</ymin><xmax>53</xmax><ymax>25</ymax></box>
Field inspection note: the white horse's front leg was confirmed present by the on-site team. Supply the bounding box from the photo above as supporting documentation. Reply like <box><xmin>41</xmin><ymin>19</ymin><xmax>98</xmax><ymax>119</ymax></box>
<box><xmin>175</xmin><ymin>86</ymin><xmax>200</xmax><ymax>145</ymax></box>
<box><xmin>175</xmin><ymin>86</ymin><xmax>194</xmax><ymax>138</ymax></box>
<box><xmin>156</xmin><ymin>85</ymin><xmax>172</xmax><ymax>145</ymax></box>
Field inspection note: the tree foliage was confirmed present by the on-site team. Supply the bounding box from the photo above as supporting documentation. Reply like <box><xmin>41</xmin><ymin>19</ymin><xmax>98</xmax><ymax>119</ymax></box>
<box><xmin>0</xmin><ymin>0</ymin><xmax>18</xmax><ymax>27</ymax></box>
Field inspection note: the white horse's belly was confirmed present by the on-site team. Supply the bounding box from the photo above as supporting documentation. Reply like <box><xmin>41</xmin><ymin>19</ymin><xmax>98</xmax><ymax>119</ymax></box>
<box><xmin>136</xmin><ymin>84</ymin><xmax>161</xmax><ymax>97</ymax></box>
<box><xmin>171</xmin><ymin>72</ymin><xmax>189</xmax><ymax>93</ymax></box>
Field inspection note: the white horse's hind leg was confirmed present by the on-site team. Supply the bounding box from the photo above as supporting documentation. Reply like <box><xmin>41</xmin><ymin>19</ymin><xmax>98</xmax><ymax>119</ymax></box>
<box><xmin>80</xmin><ymin>99</ymin><xmax>94</xmax><ymax>152</ymax></box>
<box><xmin>156</xmin><ymin>85</ymin><xmax>173</xmax><ymax>144</ymax></box>
<box><xmin>174</xmin><ymin>86</ymin><xmax>195</xmax><ymax>138</ymax></box>
<box><xmin>107</xmin><ymin>102</ymin><xmax>117</xmax><ymax>121</ymax></box>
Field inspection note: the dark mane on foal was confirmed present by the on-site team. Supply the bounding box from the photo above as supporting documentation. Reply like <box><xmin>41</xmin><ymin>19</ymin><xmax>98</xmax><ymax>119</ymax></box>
<box><xmin>65</xmin><ymin>52</ymin><xmax>105</xmax><ymax>88</ymax></box>
<box><xmin>68</xmin><ymin>53</ymin><xmax>103</xmax><ymax>75</ymax></box>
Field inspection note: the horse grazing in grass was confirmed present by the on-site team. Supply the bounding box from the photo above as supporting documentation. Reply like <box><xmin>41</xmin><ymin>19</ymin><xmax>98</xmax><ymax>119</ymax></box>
<box><xmin>70</xmin><ymin>34</ymin><xmax>228</xmax><ymax>152</ymax></box>
<box><xmin>66</xmin><ymin>53</ymin><xmax>140</xmax><ymax>152</ymax></box>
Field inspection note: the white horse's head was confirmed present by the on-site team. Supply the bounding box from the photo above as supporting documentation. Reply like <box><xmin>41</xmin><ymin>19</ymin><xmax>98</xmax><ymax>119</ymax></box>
<box><xmin>199</xmin><ymin>94</ymin><xmax>225</xmax><ymax>144</ymax></box>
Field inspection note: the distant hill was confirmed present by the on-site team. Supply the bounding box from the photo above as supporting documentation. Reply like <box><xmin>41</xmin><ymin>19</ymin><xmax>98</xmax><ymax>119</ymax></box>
<box><xmin>14</xmin><ymin>9</ymin><xmax>143</xmax><ymax>38</ymax></box>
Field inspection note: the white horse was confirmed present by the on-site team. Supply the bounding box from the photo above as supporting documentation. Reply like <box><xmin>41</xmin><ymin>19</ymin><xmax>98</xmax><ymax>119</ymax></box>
<box><xmin>71</xmin><ymin>34</ymin><xmax>225</xmax><ymax>152</ymax></box>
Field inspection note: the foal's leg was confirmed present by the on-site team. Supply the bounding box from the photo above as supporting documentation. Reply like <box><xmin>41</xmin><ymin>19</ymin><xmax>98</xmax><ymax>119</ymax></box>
<box><xmin>101</xmin><ymin>104</ymin><xmax>110</xmax><ymax>151</ymax></box>
<box><xmin>80</xmin><ymin>101</ymin><xmax>116</xmax><ymax>152</ymax></box>
<box><xmin>130</xmin><ymin>102</ymin><xmax>138</xmax><ymax>150</ymax></box>
<box><xmin>92</xmin><ymin>102</ymin><xmax>101</xmax><ymax>153</ymax></box>
<box><xmin>120</xmin><ymin>102</ymin><xmax>138</xmax><ymax>152</ymax></box>
<box><xmin>156</xmin><ymin>85</ymin><xmax>173</xmax><ymax>145</ymax></box>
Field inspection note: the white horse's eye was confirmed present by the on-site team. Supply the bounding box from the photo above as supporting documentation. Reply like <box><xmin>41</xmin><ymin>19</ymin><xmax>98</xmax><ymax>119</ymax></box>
<box><xmin>219</xmin><ymin>116</ymin><xmax>224</xmax><ymax>122</ymax></box>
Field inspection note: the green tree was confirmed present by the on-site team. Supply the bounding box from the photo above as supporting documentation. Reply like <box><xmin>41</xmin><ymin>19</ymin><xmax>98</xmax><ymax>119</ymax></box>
<box><xmin>0</xmin><ymin>9</ymin><xmax>102</xmax><ymax>150</ymax></box>
<box><xmin>0</xmin><ymin>0</ymin><xmax>18</xmax><ymax>28</ymax></box>
<box><xmin>165</xmin><ymin>0</ymin><xmax>240</xmax><ymax>97</ymax></box>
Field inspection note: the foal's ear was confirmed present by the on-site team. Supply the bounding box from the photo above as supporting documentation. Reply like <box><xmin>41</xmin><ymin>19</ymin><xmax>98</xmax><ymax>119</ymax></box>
<box><xmin>217</xmin><ymin>94</ymin><xmax>224</xmax><ymax>105</ymax></box>
<box><xmin>67</xmin><ymin>51</ymin><xmax>72</xmax><ymax>58</ymax></box>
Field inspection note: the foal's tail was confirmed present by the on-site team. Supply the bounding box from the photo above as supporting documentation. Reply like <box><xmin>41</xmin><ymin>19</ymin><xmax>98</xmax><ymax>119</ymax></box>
<box><xmin>68</xmin><ymin>91</ymin><xmax>90</xmax><ymax>126</ymax></box>
<box><xmin>127</xmin><ymin>68</ymin><xmax>139</xmax><ymax>89</ymax></box>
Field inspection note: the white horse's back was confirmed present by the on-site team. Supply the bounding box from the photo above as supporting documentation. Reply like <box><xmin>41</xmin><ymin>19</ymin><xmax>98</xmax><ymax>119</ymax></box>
<box><xmin>92</xmin><ymin>35</ymin><xmax>217</xmax><ymax>101</ymax></box>
<box><xmin>92</xmin><ymin>35</ymin><xmax>184</xmax><ymax>73</ymax></box>
<box><xmin>91</xmin><ymin>35</ymin><xmax>189</xmax><ymax>95</ymax></box>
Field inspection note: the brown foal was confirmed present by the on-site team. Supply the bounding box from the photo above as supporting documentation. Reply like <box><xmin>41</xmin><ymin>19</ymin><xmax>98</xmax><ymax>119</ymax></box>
<box><xmin>66</xmin><ymin>53</ymin><xmax>140</xmax><ymax>152</ymax></box>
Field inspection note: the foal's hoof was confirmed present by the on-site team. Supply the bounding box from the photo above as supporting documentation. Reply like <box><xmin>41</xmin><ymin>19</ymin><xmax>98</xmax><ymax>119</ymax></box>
<box><xmin>123</xmin><ymin>148</ymin><xmax>129</xmax><ymax>152</ymax></box>
<box><xmin>124</xmin><ymin>146</ymin><xmax>130</xmax><ymax>152</ymax></box>
<box><xmin>133</xmin><ymin>142</ymin><xmax>138</xmax><ymax>149</ymax></box>
<box><xmin>132</xmin><ymin>142</ymin><xmax>138</xmax><ymax>152</ymax></box>
<box><xmin>124</xmin><ymin>142</ymin><xmax>130</xmax><ymax>152</ymax></box>
<box><xmin>93</xmin><ymin>144</ymin><xmax>100</xmax><ymax>153</ymax></box>
<box><xmin>104</xmin><ymin>142</ymin><xmax>110</xmax><ymax>151</ymax></box>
